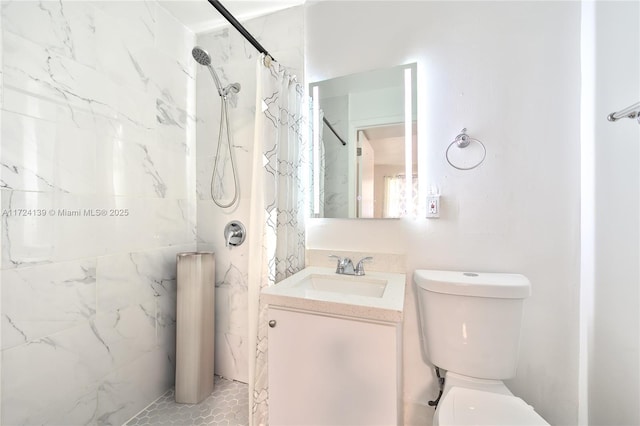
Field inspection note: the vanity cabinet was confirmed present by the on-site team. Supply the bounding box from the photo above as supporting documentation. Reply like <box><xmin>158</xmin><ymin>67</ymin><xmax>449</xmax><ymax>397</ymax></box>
<box><xmin>267</xmin><ymin>306</ymin><xmax>402</xmax><ymax>426</ymax></box>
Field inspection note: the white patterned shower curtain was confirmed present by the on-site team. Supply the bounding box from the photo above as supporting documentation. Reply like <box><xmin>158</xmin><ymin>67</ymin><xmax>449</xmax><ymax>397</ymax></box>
<box><xmin>248</xmin><ymin>55</ymin><xmax>308</xmax><ymax>426</ymax></box>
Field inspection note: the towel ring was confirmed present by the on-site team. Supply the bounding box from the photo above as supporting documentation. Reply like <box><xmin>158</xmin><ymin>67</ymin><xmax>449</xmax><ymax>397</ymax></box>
<box><xmin>446</xmin><ymin>128</ymin><xmax>486</xmax><ymax>171</ymax></box>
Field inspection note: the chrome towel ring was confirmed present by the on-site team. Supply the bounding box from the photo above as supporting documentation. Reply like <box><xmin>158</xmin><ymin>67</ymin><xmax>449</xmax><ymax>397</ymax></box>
<box><xmin>445</xmin><ymin>128</ymin><xmax>486</xmax><ymax>171</ymax></box>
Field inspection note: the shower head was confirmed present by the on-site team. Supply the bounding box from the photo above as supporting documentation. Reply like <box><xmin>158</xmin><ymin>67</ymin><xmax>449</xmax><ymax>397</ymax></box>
<box><xmin>192</xmin><ymin>46</ymin><xmax>241</xmax><ymax>99</ymax></box>
<box><xmin>192</xmin><ymin>46</ymin><xmax>211</xmax><ymax>66</ymax></box>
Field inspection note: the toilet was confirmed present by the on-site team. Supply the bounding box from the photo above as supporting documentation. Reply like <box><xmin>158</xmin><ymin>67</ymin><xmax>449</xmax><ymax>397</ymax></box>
<box><xmin>414</xmin><ymin>270</ymin><xmax>549</xmax><ymax>426</ymax></box>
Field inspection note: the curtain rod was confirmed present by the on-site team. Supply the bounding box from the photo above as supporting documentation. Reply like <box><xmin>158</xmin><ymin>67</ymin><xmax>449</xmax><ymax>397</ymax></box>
<box><xmin>323</xmin><ymin>117</ymin><xmax>347</xmax><ymax>146</ymax></box>
<box><xmin>207</xmin><ymin>0</ymin><xmax>275</xmax><ymax>62</ymax></box>
<box><xmin>207</xmin><ymin>0</ymin><xmax>348</xmax><ymax>146</ymax></box>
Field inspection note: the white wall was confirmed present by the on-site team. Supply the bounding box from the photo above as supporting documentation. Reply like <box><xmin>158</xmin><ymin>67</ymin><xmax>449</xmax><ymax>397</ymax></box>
<box><xmin>588</xmin><ymin>2</ymin><xmax>640</xmax><ymax>424</ymax></box>
<box><xmin>0</xmin><ymin>2</ymin><xmax>196</xmax><ymax>424</ymax></box>
<box><xmin>305</xmin><ymin>2</ymin><xmax>581</xmax><ymax>425</ymax></box>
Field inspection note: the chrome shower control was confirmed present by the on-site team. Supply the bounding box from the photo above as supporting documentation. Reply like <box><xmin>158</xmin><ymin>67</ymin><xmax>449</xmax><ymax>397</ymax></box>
<box><xmin>224</xmin><ymin>221</ymin><xmax>246</xmax><ymax>247</ymax></box>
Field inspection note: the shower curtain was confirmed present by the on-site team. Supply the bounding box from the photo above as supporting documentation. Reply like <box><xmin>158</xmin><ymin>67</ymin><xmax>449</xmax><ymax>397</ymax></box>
<box><xmin>248</xmin><ymin>55</ymin><xmax>307</xmax><ymax>426</ymax></box>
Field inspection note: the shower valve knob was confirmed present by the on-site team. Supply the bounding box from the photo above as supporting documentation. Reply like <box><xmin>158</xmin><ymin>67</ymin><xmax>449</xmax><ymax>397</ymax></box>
<box><xmin>224</xmin><ymin>221</ymin><xmax>246</xmax><ymax>247</ymax></box>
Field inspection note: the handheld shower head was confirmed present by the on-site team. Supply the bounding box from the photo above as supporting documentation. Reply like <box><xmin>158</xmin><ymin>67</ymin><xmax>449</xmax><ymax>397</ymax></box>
<box><xmin>192</xmin><ymin>46</ymin><xmax>211</xmax><ymax>66</ymax></box>
<box><xmin>192</xmin><ymin>46</ymin><xmax>241</xmax><ymax>99</ymax></box>
<box><xmin>191</xmin><ymin>46</ymin><xmax>241</xmax><ymax>209</ymax></box>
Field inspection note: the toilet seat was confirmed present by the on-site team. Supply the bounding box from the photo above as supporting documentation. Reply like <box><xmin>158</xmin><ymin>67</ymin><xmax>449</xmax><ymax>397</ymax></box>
<box><xmin>435</xmin><ymin>387</ymin><xmax>549</xmax><ymax>426</ymax></box>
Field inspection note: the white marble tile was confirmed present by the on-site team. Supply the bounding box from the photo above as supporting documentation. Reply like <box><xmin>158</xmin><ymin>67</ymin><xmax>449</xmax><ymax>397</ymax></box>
<box><xmin>1</xmin><ymin>111</ymin><xmax>57</xmax><ymax>192</ymax></box>
<box><xmin>116</xmin><ymin>85</ymin><xmax>157</xmax><ymax>131</ymax></box>
<box><xmin>92</xmin><ymin>0</ymin><xmax>156</xmax><ymax>41</ymax></box>
<box><xmin>195</xmin><ymin>120</ymin><xmax>255</xmax><ymax>202</ymax></box>
<box><xmin>137</xmin><ymin>45</ymin><xmax>196</xmax><ymax>112</ymax></box>
<box><xmin>49</xmin><ymin>194</ymin><xmax>128</xmax><ymax>260</ymax></box>
<box><xmin>1</xmin><ymin>0</ymin><xmax>198</xmax><ymax>423</ymax></box>
<box><xmin>97</xmin><ymin>138</ymin><xmax>180</xmax><ymax>198</ymax></box>
<box><xmin>96</xmin><ymin>348</ymin><xmax>174</xmax><ymax>426</ymax></box>
<box><xmin>1</xmin><ymin>258</ymin><xmax>97</xmax><ymax>350</ymax></box>
<box><xmin>56</xmin><ymin>123</ymin><xmax>99</xmax><ymax>193</ymax></box>
<box><xmin>93</xmin><ymin>301</ymin><xmax>158</xmax><ymax>370</ymax></box>
<box><xmin>157</xmin><ymin>302</ymin><xmax>177</xmax><ymax>366</ymax></box>
<box><xmin>196</xmin><ymin>200</ymin><xmax>250</xmax><ymax>381</ymax></box>
<box><xmin>96</xmin><ymin>245</ymin><xmax>192</xmax><ymax>314</ymax></box>
<box><xmin>1</xmin><ymin>86</ymin><xmax>154</xmax><ymax>148</ymax></box>
<box><xmin>92</xmin><ymin>3</ymin><xmax>155</xmax><ymax>94</ymax></box>
<box><xmin>3</xmin><ymin>92</ymin><xmax>178</xmax><ymax>201</ymax></box>
<box><xmin>242</xmin><ymin>6</ymin><xmax>304</xmax><ymax>69</ymax></box>
<box><xmin>3</xmin><ymin>28</ymin><xmax>160</xmax><ymax>133</ymax></box>
<box><xmin>2</xmin><ymin>31</ymin><xmax>119</xmax><ymax>122</ymax></box>
<box><xmin>196</xmin><ymin>29</ymin><xmax>231</xmax><ymax>67</ymax></box>
<box><xmin>1</xmin><ymin>86</ymin><xmax>62</xmax><ymax>123</ymax></box>
<box><xmin>1</xmin><ymin>323</ymin><xmax>113</xmax><ymax>426</ymax></box>
<box><xmin>1</xmin><ymin>0</ymin><xmax>97</xmax><ymax>68</ymax></box>
<box><xmin>102</xmin><ymin>198</ymin><xmax>190</xmax><ymax>255</ymax></box>
<box><xmin>96</xmin><ymin>113</ymin><xmax>156</xmax><ymax>148</ymax></box>
<box><xmin>129</xmin><ymin>246</ymin><xmax>181</xmax><ymax>298</ymax></box>
<box><xmin>150</xmin><ymin>137</ymin><xmax>193</xmax><ymax>200</ymax></box>
<box><xmin>50</xmin><ymin>195</ymin><xmax>112</xmax><ymax>259</ymax></box>
<box><xmin>44</xmin><ymin>386</ymin><xmax>100</xmax><ymax>426</ymax></box>
<box><xmin>215</xmin><ymin>284</ymin><xmax>249</xmax><ymax>382</ymax></box>
<box><xmin>154</xmin><ymin>3</ymin><xmax>195</xmax><ymax>71</ymax></box>
<box><xmin>156</xmin><ymin>97</ymin><xmax>193</xmax><ymax>144</ymax></box>
<box><xmin>96</xmin><ymin>252</ymin><xmax>159</xmax><ymax>315</ymax></box>
<box><xmin>1</xmin><ymin>190</ymin><xmax>55</xmax><ymax>268</ymax></box>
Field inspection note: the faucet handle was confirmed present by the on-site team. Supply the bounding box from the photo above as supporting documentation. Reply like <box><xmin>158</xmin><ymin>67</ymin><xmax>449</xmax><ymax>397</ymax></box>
<box><xmin>328</xmin><ymin>255</ymin><xmax>345</xmax><ymax>273</ymax></box>
<box><xmin>355</xmin><ymin>256</ymin><xmax>373</xmax><ymax>276</ymax></box>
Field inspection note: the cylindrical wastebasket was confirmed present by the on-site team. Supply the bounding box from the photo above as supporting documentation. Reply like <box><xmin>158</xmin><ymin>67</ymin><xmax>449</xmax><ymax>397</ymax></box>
<box><xmin>175</xmin><ymin>252</ymin><xmax>215</xmax><ymax>404</ymax></box>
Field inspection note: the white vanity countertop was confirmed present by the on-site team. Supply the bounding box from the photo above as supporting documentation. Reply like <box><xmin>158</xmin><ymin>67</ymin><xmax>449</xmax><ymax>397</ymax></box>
<box><xmin>261</xmin><ymin>266</ymin><xmax>406</xmax><ymax>323</ymax></box>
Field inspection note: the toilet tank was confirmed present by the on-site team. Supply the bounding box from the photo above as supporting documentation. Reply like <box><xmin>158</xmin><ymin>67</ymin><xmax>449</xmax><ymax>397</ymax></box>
<box><xmin>414</xmin><ymin>270</ymin><xmax>531</xmax><ymax>380</ymax></box>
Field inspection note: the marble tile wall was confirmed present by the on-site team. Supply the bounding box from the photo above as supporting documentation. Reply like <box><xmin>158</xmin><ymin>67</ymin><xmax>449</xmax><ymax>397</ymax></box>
<box><xmin>195</xmin><ymin>6</ymin><xmax>304</xmax><ymax>383</ymax></box>
<box><xmin>0</xmin><ymin>1</ymin><xmax>196</xmax><ymax>424</ymax></box>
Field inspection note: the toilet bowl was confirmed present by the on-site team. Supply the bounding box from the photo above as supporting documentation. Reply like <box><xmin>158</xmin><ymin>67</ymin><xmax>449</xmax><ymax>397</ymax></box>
<box><xmin>433</xmin><ymin>372</ymin><xmax>548</xmax><ymax>426</ymax></box>
<box><xmin>414</xmin><ymin>270</ymin><xmax>549</xmax><ymax>426</ymax></box>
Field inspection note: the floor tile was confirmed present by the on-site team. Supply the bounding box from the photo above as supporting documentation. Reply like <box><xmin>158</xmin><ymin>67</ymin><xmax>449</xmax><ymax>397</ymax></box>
<box><xmin>126</xmin><ymin>376</ymin><xmax>248</xmax><ymax>426</ymax></box>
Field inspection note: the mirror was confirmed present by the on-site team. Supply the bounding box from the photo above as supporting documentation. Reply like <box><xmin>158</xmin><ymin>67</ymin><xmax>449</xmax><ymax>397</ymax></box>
<box><xmin>310</xmin><ymin>63</ymin><xmax>418</xmax><ymax>219</ymax></box>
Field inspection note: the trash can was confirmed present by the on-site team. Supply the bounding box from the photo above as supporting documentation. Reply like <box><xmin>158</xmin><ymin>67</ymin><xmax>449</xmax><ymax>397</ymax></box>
<box><xmin>175</xmin><ymin>252</ymin><xmax>215</xmax><ymax>404</ymax></box>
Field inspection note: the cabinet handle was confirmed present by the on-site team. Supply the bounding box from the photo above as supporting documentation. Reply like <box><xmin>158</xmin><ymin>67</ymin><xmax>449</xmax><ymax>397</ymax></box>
<box><xmin>268</xmin><ymin>320</ymin><xmax>277</xmax><ymax>328</ymax></box>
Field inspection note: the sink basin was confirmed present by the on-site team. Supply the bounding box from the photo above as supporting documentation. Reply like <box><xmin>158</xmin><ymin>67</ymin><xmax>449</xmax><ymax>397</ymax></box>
<box><xmin>261</xmin><ymin>266</ymin><xmax>406</xmax><ymax>322</ymax></box>
<box><xmin>301</xmin><ymin>274</ymin><xmax>387</xmax><ymax>298</ymax></box>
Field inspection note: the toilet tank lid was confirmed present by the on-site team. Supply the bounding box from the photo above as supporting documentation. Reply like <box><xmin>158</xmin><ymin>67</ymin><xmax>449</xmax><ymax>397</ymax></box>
<box><xmin>414</xmin><ymin>270</ymin><xmax>531</xmax><ymax>299</ymax></box>
<box><xmin>437</xmin><ymin>387</ymin><xmax>549</xmax><ymax>426</ymax></box>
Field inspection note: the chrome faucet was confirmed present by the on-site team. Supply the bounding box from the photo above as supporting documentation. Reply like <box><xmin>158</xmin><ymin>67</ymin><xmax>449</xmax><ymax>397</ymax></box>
<box><xmin>329</xmin><ymin>255</ymin><xmax>373</xmax><ymax>276</ymax></box>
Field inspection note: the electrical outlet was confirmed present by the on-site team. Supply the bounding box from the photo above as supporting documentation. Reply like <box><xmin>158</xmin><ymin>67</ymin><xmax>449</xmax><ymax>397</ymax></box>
<box><xmin>426</xmin><ymin>195</ymin><xmax>440</xmax><ymax>218</ymax></box>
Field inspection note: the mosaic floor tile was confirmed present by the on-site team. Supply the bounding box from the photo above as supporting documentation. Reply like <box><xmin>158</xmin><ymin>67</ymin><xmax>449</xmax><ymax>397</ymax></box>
<box><xmin>126</xmin><ymin>376</ymin><xmax>248</xmax><ymax>426</ymax></box>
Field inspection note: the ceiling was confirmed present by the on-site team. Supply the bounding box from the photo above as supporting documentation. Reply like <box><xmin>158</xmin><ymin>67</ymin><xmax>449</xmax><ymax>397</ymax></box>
<box><xmin>158</xmin><ymin>0</ymin><xmax>305</xmax><ymax>34</ymax></box>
